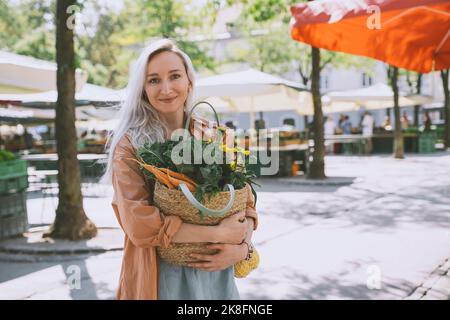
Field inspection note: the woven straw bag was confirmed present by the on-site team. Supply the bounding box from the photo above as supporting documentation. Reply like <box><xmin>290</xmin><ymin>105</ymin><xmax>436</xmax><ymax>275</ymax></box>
<box><xmin>154</xmin><ymin>181</ymin><xmax>248</xmax><ymax>266</ymax></box>
<box><xmin>154</xmin><ymin>101</ymin><xmax>249</xmax><ymax>267</ymax></box>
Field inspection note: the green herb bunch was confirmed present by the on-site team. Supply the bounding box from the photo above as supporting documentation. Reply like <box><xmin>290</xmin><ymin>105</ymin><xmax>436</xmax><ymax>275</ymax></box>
<box><xmin>136</xmin><ymin>133</ymin><xmax>259</xmax><ymax>205</ymax></box>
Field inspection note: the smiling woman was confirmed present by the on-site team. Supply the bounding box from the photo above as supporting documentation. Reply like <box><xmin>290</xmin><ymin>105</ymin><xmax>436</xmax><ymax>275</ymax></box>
<box><xmin>102</xmin><ymin>38</ymin><xmax>259</xmax><ymax>300</ymax></box>
<box><xmin>144</xmin><ymin>51</ymin><xmax>192</xmax><ymax>137</ymax></box>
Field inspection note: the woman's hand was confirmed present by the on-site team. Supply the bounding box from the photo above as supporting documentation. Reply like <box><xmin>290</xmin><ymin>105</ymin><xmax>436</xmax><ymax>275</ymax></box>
<box><xmin>188</xmin><ymin>243</ymin><xmax>247</xmax><ymax>272</ymax></box>
<box><xmin>216</xmin><ymin>211</ymin><xmax>248</xmax><ymax>244</ymax></box>
<box><xmin>172</xmin><ymin>211</ymin><xmax>248</xmax><ymax>244</ymax></box>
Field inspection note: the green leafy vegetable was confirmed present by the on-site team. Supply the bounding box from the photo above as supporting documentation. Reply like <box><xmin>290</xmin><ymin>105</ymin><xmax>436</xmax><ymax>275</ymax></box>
<box><xmin>136</xmin><ymin>133</ymin><xmax>259</xmax><ymax>205</ymax></box>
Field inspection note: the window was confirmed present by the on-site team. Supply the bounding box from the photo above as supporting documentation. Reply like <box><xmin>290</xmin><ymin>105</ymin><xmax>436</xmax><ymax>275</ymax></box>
<box><xmin>362</xmin><ymin>73</ymin><xmax>373</xmax><ymax>87</ymax></box>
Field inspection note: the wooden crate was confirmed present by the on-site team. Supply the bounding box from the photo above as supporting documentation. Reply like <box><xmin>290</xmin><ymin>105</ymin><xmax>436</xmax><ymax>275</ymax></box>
<box><xmin>0</xmin><ymin>213</ymin><xmax>28</xmax><ymax>240</ymax></box>
<box><xmin>0</xmin><ymin>174</ymin><xmax>28</xmax><ymax>195</ymax></box>
<box><xmin>0</xmin><ymin>192</ymin><xmax>27</xmax><ymax>218</ymax></box>
<box><xmin>0</xmin><ymin>159</ymin><xmax>27</xmax><ymax>178</ymax></box>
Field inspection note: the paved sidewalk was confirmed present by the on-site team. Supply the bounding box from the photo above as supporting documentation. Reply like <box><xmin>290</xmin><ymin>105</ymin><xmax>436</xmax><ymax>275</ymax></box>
<box><xmin>0</xmin><ymin>152</ymin><xmax>449</xmax><ymax>300</ymax></box>
<box><xmin>0</xmin><ymin>227</ymin><xmax>123</xmax><ymax>261</ymax></box>
<box><xmin>406</xmin><ymin>257</ymin><xmax>450</xmax><ymax>300</ymax></box>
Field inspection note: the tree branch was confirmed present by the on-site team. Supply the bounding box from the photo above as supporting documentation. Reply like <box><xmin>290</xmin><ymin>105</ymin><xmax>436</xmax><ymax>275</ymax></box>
<box><xmin>319</xmin><ymin>56</ymin><xmax>333</xmax><ymax>71</ymax></box>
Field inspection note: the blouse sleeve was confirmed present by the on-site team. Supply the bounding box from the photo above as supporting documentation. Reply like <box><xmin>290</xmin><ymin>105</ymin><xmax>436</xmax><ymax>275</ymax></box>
<box><xmin>111</xmin><ymin>135</ymin><xmax>183</xmax><ymax>248</ymax></box>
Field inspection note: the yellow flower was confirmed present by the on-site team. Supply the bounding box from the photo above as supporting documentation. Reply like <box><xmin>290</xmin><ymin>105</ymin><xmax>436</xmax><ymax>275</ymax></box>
<box><xmin>230</xmin><ymin>160</ymin><xmax>237</xmax><ymax>170</ymax></box>
<box><xmin>220</xmin><ymin>145</ymin><xmax>237</xmax><ymax>153</ymax></box>
<box><xmin>234</xmin><ymin>146</ymin><xmax>250</xmax><ymax>156</ymax></box>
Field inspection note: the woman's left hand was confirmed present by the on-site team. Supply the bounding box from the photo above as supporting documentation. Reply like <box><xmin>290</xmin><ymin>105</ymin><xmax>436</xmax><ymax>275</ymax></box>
<box><xmin>188</xmin><ymin>243</ymin><xmax>247</xmax><ymax>272</ymax></box>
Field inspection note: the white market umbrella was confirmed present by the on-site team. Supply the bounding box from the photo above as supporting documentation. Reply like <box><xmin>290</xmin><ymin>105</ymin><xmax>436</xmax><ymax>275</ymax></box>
<box><xmin>0</xmin><ymin>83</ymin><xmax>124</xmax><ymax>108</ymax></box>
<box><xmin>0</xmin><ymin>105</ymin><xmax>92</xmax><ymax>122</ymax></box>
<box><xmin>292</xmin><ymin>93</ymin><xmax>360</xmax><ymax>116</ymax></box>
<box><xmin>0</xmin><ymin>51</ymin><xmax>88</xmax><ymax>93</ymax></box>
<box><xmin>0</xmin><ymin>83</ymin><xmax>122</xmax><ymax>124</ymax></box>
<box><xmin>194</xmin><ymin>69</ymin><xmax>309</xmax><ymax>128</ymax></box>
<box><xmin>326</xmin><ymin>83</ymin><xmax>433</xmax><ymax>110</ymax></box>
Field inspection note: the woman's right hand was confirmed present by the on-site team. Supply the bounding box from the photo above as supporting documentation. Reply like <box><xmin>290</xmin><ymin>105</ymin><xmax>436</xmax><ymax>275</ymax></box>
<box><xmin>216</xmin><ymin>211</ymin><xmax>248</xmax><ymax>244</ymax></box>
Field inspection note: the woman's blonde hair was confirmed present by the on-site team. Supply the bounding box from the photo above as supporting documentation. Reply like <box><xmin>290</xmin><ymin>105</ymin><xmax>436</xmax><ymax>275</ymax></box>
<box><xmin>101</xmin><ymin>38</ymin><xmax>196</xmax><ymax>184</ymax></box>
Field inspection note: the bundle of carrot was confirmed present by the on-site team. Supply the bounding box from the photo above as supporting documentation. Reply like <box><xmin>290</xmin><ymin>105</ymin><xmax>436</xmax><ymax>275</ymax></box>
<box><xmin>128</xmin><ymin>158</ymin><xmax>197</xmax><ymax>192</ymax></box>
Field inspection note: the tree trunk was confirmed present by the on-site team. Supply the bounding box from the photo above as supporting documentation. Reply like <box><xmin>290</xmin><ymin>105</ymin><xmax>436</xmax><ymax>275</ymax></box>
<box><xmin>391</xmin><ymin>66</ymin><xmax>404</xmax><ymax>159</ymax></box>
<box><xmin>414</xmin><ymin>73</ymin><xmax>422</xmax><ymax>127</ymax></box>
<box><xmin>308</xmin><ymin>46</ymin><xmax>326</xmax><ymax>179</ymax></box>
<box><xmin>44</xmin><ymin>0</ymin><xmax>97</xmax><ymax>240</ymax></box>
<box><xmin>441</xmin><ymin>69</ymin><xmax>450</xmax><ymax>149</ymax></box>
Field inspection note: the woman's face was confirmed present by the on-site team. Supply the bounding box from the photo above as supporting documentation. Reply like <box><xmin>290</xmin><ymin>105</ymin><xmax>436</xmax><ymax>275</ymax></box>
<box><xmin>144</xmin><ymin>51</ymin><xmax>191</xmax><ymax>116</ymax></box>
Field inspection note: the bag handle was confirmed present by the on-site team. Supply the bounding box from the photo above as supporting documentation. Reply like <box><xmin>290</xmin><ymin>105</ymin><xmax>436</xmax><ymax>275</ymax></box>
<box><xmin>179</xmin><ymin>183</ymin><xmax>235</xmax><ymax>217</ymax></box>
<box><xmin>184</xmin><ymin>101</ymin><xmax>223</xmax><ymax>143</ymax></box>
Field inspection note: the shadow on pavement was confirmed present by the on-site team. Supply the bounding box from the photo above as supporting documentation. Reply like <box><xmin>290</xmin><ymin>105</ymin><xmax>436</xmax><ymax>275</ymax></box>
<box><xmin>241</xmin><ymin>265</ymin><xmax>419</xmax><ymax>300</ymax></box>
<box><xmin>0</xmin><ymin>252</ymin><xmax>116</xmax><ymax>299</ymax></box>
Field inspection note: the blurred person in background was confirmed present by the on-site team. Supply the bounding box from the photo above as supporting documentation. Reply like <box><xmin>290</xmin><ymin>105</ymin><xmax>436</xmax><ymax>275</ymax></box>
<box><xmin>361</xmin><ymin>111</ymin><xmax>374</xmax><ymax>154</ymax></box>
<box><xmin>423</xmin><ymin>111</ymin><xmax>432</xmax><ymax>132</ymax></box>
<box><xmin>382</xmin><ymin>115</ymin><xmax>392</xmax><ymax>131</ymax></box>
<box><xmin>341</xmin><ymin>115</ymin><xmax>352</xmax><ymax>135</ymax></box>
<box><xmin>401</xmin><ymin>111</ymin><xmax>410</xmax><ymax>129</ymax></box>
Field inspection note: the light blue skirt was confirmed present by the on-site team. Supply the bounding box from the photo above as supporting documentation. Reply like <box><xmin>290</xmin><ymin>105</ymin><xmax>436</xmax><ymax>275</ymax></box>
<box><xmin>158</xmin><ymin>259</ymin><xmax>240</xmax><ymax>300</ymax></box>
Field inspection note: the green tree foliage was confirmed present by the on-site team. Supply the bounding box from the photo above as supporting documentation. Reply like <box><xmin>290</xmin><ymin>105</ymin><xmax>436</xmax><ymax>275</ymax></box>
<box><xmin>75</xmin><ymin>1</ymin><xmax>130</xmax><ymax>88</ymax></box>
<box><xmin>118</xmin><ymin>0</ymin><xmax>217</xmax><ymax>73</ymax></box>
<box><xmin>0</xmin><ymin>0</ymin><xmax>217</xmax><ymax>88</ymax></box>
<box><xmin>225</xmin><ymin>0</ymin><xmax>373</xmax><ymax>83</ymax></box>
<box><xmin>0</xmin><ymin>0</ymin><xmax>56</xmax><ymax>60</ymax></box>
